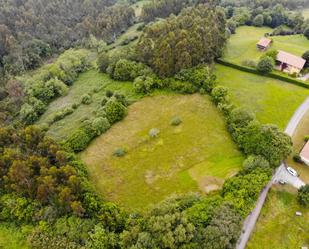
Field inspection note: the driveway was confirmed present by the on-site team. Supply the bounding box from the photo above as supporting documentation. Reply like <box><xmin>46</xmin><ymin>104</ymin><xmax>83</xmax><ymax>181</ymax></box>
<box><xmin>273</xmin><ymin>164</ymin><xmax>305</xmax><ymax>189</ymax></box>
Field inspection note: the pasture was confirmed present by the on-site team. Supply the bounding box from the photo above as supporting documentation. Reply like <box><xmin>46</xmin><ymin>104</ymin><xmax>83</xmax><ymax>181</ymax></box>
<box><xmin>247</xmin><ymin>186</ymin><xmax>309</xmax><ymax>249</ymax></box>
<box><xmin>38</xmin><ymin>70</ymin><xmax>140</xmax><ymax>142</ymax></box>
<box><xmin>80</xmin><ymin>94</ymin><xmax>243</xmax><ymax>211</ymax></box>
<box><xmin>223</xmin><ymin>26</ymin><xmax>309</xmax><ymax>65</ymax></box>
<box><xmin>215</xmin><ymin>64</ymin><xmax>309</xmax><ymax>129</ymax></box>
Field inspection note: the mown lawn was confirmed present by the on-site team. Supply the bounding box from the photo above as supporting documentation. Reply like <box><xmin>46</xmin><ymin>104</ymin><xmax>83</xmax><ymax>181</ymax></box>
<box><xmin>286</xmin><ymin>109</ymin><xmax>309</xmax><ymax>183</ymax></box>
<box><xmin>37</xmin><ymin>69</ymin><xmax>140</xmax><ymax>141</ymax></box>
<box><xmin>80</xmin><ymin>94</ymin><xmax>243</xmax><ymax>211</ymax></box>
<box><xmin>0</xmin><ymin>223</ymin><xmax>29</xmax><ymax>249</ymax></box>
<box><xmin>215</xmin><ymin>64</ymin><xmax>309</xmax><ymax>129</ymax></box>
<box><xmin>223</xmin><ymin>26</ymin><xmax>309</xmax><ymax>65</ymax></box>
<box><xmin>247</xmin><ymin>186</ymin><xmax>309</xmax><ymax>249</ymax></box>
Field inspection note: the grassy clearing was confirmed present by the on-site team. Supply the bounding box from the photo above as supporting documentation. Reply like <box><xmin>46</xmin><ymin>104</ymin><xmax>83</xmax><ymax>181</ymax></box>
<box><xmin>286</xmin><ymin>109</ymin><xmax>309</xmax><ymax>183</ymax></box>
<box><xmin>215</xmin><ymin>64</ymin><xmax>309</xmax><ymax>129</ymax></box>
<box><xmin>132</xmin><ymin>0</ymin><xmax>151</xmax><ymax>17</ymax></box>
<box><xmin>223</xmin><ymin>26</ymin><xmax>309</xmax><ymax>65</ymax></box>
<box><xmin>247</xmin><ymin>186</ymin><xmax>309</xmax><ymax>249</ymax></box>
<box><xmin>80</xmin><ymin>94</ymin><xmax>243</xmax><ymax>211</ymax></box>
<box><xmin>38</xmin><ymin>69</ymin><xmax>140</xmax><ymax>141</ymax></box>
<box><xmin>0</xmin><ymin>223</ymin><xmax>29</xmax><ymax>249</ymax></box>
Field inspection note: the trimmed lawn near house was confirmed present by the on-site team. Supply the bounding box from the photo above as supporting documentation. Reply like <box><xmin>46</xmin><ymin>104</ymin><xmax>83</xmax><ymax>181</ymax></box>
<box><xmin>80</xmin><ymin>94</ymin><xmax>243</xmax><ymax>211</ymax></box>
<box><xmin>215</xmin><ymin>64</ymin><xmax>309</xmax><ymax>129</ymax></box>
<box><xmin>247</xmin><ymin>186</ymin><xmax>309</xmax><ymax>249</ymax></box>
<box><xmin>223</xmin><ymin>26</ymin><xmax>309</xmax><ymax>66</ymax></box>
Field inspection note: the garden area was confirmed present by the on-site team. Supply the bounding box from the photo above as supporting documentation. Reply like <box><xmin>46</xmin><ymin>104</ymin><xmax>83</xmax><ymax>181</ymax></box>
<box><xmin>223</xmin><ymin>26</ymin><xmax>309</xmax><ymax>66</ymax></box>
<box><xmin>80</xmin><ymin>94</ymin><xmax>243</xmax><ymax>211</ymax></box>
<box><xmin>247</xmin><ymin>186</ymin><xmax>309</xmax><ymax>249</ymax></box>
<box><xmin>215</xmin><ymin>64</ymin><xmax>309</xmax><ymax>129</ymax></box>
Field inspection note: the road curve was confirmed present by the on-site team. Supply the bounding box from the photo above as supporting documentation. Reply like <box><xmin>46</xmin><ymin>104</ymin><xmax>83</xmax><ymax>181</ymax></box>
<box><xmin>236</xmin><ymin>96</ymin><xmax>309</xmax><ymax>249</ymax></box>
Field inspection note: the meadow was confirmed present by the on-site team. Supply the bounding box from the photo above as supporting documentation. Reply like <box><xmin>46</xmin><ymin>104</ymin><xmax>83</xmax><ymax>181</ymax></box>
<box><xmin>247</xmin><ymin>186</ymin><xmax>309</xmax><ymax>249</ymax></box>
<box><xmin>38</xmin><ymin>70</ymin><xmax>140</xmax><ymax>142</ymax></box>
<box><xmin>215</xmin><ymin>64</ymin><xmax>309</xmax><ymax>129</ymax></box>
<box><xmin>223</xmin><ymin>26</ymin><xmax>309</xmax><ymax>65</ymax></box>
<box><xmin>80</xmin><ymin>94</ymin><xmax>243</xmax><ymax>211</ymax></box>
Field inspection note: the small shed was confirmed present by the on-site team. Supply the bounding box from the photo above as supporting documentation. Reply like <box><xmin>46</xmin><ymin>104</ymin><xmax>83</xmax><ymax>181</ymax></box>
<box><xmin>300</xmin><ymin>140</ymin><xmax>309</xmax><ymax>166</ymax></box>
<box><xmin>256</xmin><ymin>37</ymin><xmax>272</xmax><ymax>51</ymax></box>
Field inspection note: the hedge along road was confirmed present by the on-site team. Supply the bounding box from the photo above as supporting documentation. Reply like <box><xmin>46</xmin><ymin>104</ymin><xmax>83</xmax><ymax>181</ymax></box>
<box><xmin>236</xmin><ymin>96</ymin><xmax>309</xmax><ymax>249</ymax></box>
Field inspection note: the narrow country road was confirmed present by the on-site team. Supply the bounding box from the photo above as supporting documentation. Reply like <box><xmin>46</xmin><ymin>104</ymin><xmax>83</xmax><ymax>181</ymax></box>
<box><xmin>236</xmin><ymin>97</ymin><xmax>309</xmax><ymax>249</ymax></box>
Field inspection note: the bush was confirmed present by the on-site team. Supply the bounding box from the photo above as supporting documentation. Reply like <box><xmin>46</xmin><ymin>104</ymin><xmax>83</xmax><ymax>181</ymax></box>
<box><xmin>211</xmin><ymin>86</ymin><xmax>229</xmax><ymax>105</ymax></box>
<box><xmin>65</xmin><ymin>129</ymin><xmax>92</xmax><ymax>152</ymax></box>
<box><xmin>51</xmin><ymin>107</ymin><xmax>74</xmax><ymax>123</ymax></box>
<box><xmin>297</xmin><ymin>184</ymin><xmax>309</xmax><ymax>207</ymax></box>
<box><xmin>20</xmin><ymin>103</ymin><xmax>39</xmax><ymax>124</ymax></box>
<box><xmin>302</xmin><ymin>51</ymin><xmax>309</xmax><ymax>68</ymax></box>
<box><xmin>104</xmin><ymin>99</ymin><xmax>127</xmax><ymax>124</ymax></box>
<box><xmin>265</xmin><ymin>50</ymin><xmax>278</xmax><ymax>61</ymax></box>
<box><xmin>304</xmin><ymin>135</ymin><xmax>309</xmax><ymax>142</ymax></box>
<box><xmin>257</xmin><ymin>56</ymin><xmax>274</xmax><ymax>74</ymax></box>
<box><xmin>304</xmin><ymin>27</ymin><xmax>309</xmax><ymax>40</ymax></box>
<box><xmin>293</xmin><ymin>153</ymin><xmax>302</xmax><ymax>163</ymax></box>
<box><xmin>106</xmin><ymin>90</ymin><xmax>114</xmax><ymax>98</ymax></box>
<box><xmin>168</xmin><ymin>79</ymin><xmax>198</xmax><ymax>94</ymax></box>
<box><xmin>97</xmin><ymin>52</ymin><xmax>110</xmax><ymax>73</ymax></box>
<box><xmin>133</xmin><ymin>76</ymin><xmax>156</xmax><ymax>94</ymax></box>
<box><xmin>252</xmin><ymin>14</ymin><xmax>264</xmax><ymax>27</ymax></box>
<box><xmin>91</xmin><ymin>117</ymin><xmax>111</xmax><ymax>136</ymax></box>
<box><xmin>113</xmin><ymin>148</ymin><xmax>126</xmax><ymax>157</ymax></box>
<box><xmin>243</xmin><ymin>155</ymin><xmax>270</xmax><ymax>173</ymax></box>
<box><xmin>149</xmin><ymin>128</ymin><xmax>160</xmax><ymax>138</ymax></box>
<box><xmin>170</xmin><ymin>117</ymin><xmax>182</xmax><ymax>126</ymax></box>
<box><xmin>101</xmin><ymin>96</ymin><xmax>109</xmax><ymax>106</ymax></box>
<box><xmin>81</xmin><ymin>94</ymin><xmax>92</xmax><ymax>105</ymax></box>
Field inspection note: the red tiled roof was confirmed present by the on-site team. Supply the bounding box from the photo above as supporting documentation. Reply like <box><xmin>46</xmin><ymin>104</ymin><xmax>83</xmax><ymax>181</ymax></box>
<box><xmin>277</xmin><ymin>50</ymin><xmax>306</xmax><ymax>69</ymax></box>
<box><xmin>257</xmin><ymin>38</ymin><xmax>272</xmax><ymax>48</ymax></box>
<box><xmin>300</xmin><ymin>141</ymin><xmax>309</xmax><ymax>160</ymax></box>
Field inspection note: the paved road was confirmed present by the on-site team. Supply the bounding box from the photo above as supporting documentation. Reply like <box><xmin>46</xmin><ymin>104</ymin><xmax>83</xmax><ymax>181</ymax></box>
<box><xmin>236</xmin><ymin>96</ymin><xmax>309</xmax><ymax>249</ymax></box>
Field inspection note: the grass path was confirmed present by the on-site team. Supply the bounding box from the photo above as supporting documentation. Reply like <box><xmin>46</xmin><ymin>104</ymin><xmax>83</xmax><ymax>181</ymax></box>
<box><xmin>215</xmin><ymin>64</ymin><xmax>309</xmax><ymax>129</ymax></box>
<box><xmin>80</xmin><ymin>94</ymin><xmax>243</xmax><ymax>211</ymax></box>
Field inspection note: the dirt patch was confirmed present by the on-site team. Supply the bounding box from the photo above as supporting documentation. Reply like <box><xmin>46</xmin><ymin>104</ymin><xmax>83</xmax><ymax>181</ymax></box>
<box><xmin>197</xmin><ymin>176</ymin><xmax>224</xmax><ymax>193</ymax></box>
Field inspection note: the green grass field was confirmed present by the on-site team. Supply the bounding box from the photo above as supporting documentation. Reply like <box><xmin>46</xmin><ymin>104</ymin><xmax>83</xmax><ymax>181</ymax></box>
<box><xmin>223</xmin><ymin>26</ymin><xmax>309</xmax><ymax>65</ymax></box>
<box><xmin>215</xmin><ymin>64</ymin><xmax>309</xmax><ymax>129</ymax></box>
<box><xmin>38</xmin><ymin>69</ymin><xmax>140</xmax><ymax>141</ymax></box>
<box><xmin>80</xmin><ymin>94</ymin><xmax>243</xmax><ymax>211</ymax></box>
<box><xmin>0</xmin><ymin>224</ymin><xmax>29</xmax><ymax>249</ymax></box>
<box><xmin>247</xmin><ymin>186</ymin><xmax>309</xmax><ymax>249</ymax></box>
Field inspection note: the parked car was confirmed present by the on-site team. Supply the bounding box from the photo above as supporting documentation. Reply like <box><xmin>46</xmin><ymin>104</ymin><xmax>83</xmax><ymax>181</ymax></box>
<box><xmin>279</xmin><ymin>179</ymin><xmax>286</xmax><ymax>185</ymax></box>
<box><xmin>287</xmin><ymin>167</ymin><xmax>298</xmax><ymax>177</ymax></box>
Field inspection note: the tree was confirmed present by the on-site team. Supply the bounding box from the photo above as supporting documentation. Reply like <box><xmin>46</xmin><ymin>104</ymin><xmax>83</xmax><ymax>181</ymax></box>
<box><xmin>304</xmin><ymin>26</ymin><xmax>309</xmax><ymax>40</ymax></box>
<box><xmin>97</xmin><ymin>52</ymin><xmax>110</xmax><ymax>73</ymax></box>
<box><xmin>298</xmin><ymin>184</ymin><xmax>309</xmax><ymax>207</ymax></box>
<box><xmin>253</xmin><ymin>14</ymin><xmax>264</xmax><ymax>27</ymax></box>
<box><xmin>104</xmin><ymin>99</ymin><xmax>127</xmax><ymax>124</ymax></box>
<box><xmin>302</xmin><ymin>50</ymin><xmax>309</xmax><ymax>68</ymax></box>
<box><xmin>257</xmin><ymin>56</ymin><xmax>274</xmax><ymax>73</ymax></box>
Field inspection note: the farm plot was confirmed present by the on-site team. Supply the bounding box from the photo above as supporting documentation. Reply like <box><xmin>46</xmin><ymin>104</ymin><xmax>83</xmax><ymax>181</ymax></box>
<box><xmin>80</xmin><ymin>94</ymin><xmax>243</xmax><ymax>211</ymax></box>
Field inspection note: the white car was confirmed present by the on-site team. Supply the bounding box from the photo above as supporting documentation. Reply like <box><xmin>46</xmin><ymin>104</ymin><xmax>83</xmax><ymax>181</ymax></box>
<box><xmin>287</xmin><ymin>167</ymin><xmax>298</xmax><ymax>177</ymax></box>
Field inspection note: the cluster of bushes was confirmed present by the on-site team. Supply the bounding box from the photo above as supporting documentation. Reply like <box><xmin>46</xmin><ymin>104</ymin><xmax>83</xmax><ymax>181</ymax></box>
<box><xmin>298</xmin><ymin>184</ymin><xmax>309</xmax><ymax>207</ymax></box>
<box><xmin>19</xmin><ymin>49</ymin><xmax>90</xmax><ymax>124</ymax></box>
<box><xmin>64</xmin><ymin>91</ymin><xmax>128</xmax><ymax>152</ymax></box>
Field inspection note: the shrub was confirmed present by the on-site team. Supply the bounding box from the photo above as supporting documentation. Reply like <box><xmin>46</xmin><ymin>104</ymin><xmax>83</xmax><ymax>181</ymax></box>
<box><xmin>252</xmin><ymin>14</ymin><xmax>264</xmax><ymax>27</ymax></box>
<box><xmin>52</xmin><ymin>107</ymin><xmax>74</xmax><ymax>123</ymax></box>
<box><xmin>113</xmin><ymin>148</ymin><xmax>126</xmax><ymax>157</ymax></box>
<box><xmin>114</xmin><ymin>93</ymin><xmax>128</xmax><ymax>107</ymax></box>
<box><xmin>243</xmin><ymin>155</ymin><xmax>270</xmax><ymax>173</ymax></box>
<box><xmin>298</xmin><ymin>184</ymin><xmax>309</xmax><ymax>207</ymax></box>
<box><xmin>302</xmin><ymin>51</ymin><xmax>309</xmax><ymax>68</ymax></box>
<box><xmin>304</xmin><ymin>135</ymin><xmax>309</xmax><ymax>142</ymax></box>
<box><xmin>257</xmin><ymin>56</ymin><xmax>274</xmax><ymax>74</ymax></box>
<box><xmin>97</xmin><ymin>52</ymin><xmax>110</xmax><ymax>73</ymax></box>
<box><xmin>81</xmin><ymin>94</ymin><xmax>92</xmax><ymax>105</ymax></box>
<box><xmin>293</xmin><ymin>153</ymin><xmax>302</xmax><ymax>163</ymax></box>
<box><xmin>106</xmin><ymin>90</ymin><xmax>114</xmax><ymax>98</ymax></box>
<box><xmin>133</xmin><ymin>76</ymin><xmax>156</xmax><ymax>94</ymax></box>
<box><xmin>65</xmin><ymin>128</ymin><xmax>92</xmax><ymax>152</ymax></box>
<box><xmin>149</xmin><ymin>128</ymin><xmax>160</xmax><ymax>138</ymax></box>
<box><xmin>265</xmin><ymin>50</ymin><xmax>278</xmax><ymax>61</ymax></box>
<box><xmin>101</xmin><ymin>96</ymin><xmax>109</xmax><ymax>106</ymax></box>
<box><xmin>104</xmin><ymin>99</ymin><xmax>127</xmax><ymax>124</ymax></box>
<box><xmin>168</xmin><ymin>79</ymin><xmax>198</xmax><ymax>94</ymax></box>
<box><xmin>20</xmin><ymin>103</ymin><xmax>38</xmax><ymax>124</ymax></box>
<box><xmin>170</xmin><ymin>117</ymin><xmax>182</xmax><ymax>126</ymax></box>
<box><xmin>91</xmin><ymin>117</ymin><xmax>111</xmax><ymax>136</ymax></box>
<box><xmin>211</xmin><ymin>86</ymin><xmax>229</xmax><ymax>105</ymax></box>
<box><xmin>304</xmin><ymin>27</ymin><xmax>309</xmax><ymax>40</ymax></box>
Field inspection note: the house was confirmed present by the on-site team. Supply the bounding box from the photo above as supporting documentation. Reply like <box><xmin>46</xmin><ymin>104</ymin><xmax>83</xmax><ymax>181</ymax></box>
<box><xmin>300</xmin><ymin>140</ymin><xmax>309</xmax><ymax>165</ymax></box>
<box><xmin>256</xmin><ymin>38</ymin><xmax>272</xmax><ymax>50</ymax></box>
<box><xmin>276</xmin><ymin>50</ymin><xmax>306</xmax><ymax>75</ymax></box>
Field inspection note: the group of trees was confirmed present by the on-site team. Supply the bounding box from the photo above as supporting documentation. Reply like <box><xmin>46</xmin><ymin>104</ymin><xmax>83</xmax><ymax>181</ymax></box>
<box><xmin>137</xmin><ymin>3</ymin><xmax>227</xmax><ymax>77</ymax></box>
<box><xmin>0</xmin><ymin>0</ymin><xmax>136</xmax><ymax>87</ymax></box>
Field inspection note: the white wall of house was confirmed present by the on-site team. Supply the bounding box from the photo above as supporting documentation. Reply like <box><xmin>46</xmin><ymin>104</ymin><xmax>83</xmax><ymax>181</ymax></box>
<box><xmin>301</xmin><ymin>156</ymin><xmax>309</xmax><ymax>166</ymax></box>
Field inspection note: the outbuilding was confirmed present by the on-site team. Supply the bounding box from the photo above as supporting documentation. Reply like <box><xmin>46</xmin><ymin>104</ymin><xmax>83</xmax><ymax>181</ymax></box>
<box><xmin>256</xmin><ymin>37</ymin><xmax>272</xmax><ymax>51</ymax></box>
<box><xmin>300</xmin><ymin>140</ymin><xmax>309</xmax><ymax>165</ymax></box>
